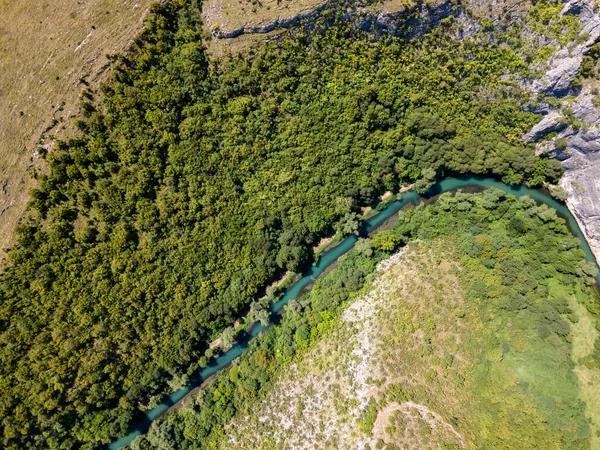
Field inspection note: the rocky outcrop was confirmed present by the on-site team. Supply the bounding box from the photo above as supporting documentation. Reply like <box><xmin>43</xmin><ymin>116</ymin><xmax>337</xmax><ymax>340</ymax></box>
<box><xmin>525</xmin><ymin>0</ymin><xmax>600</xmax><ymax>265</ymax></box>
<box><xmin>352</xmin><ymin>0</ymin><xmax>463</xmax><ymax>39</ymax></box>
<box><xmin>211</xmin><ymin>3</ymin><xmax>329</xmax><ymax>39</ymax></box>
<box><xmin>529</xmin><ymin>85</ymin><xmax>600</xmax><ymax>264</ymax></box>
<box><xmin>210</xmin><ymin>0</ymin><xmax>461</xmax><ymax>41</ymax></box>
<box><xmin>523</xmin><ymin>111</ymin><xmax>567</xmax><ymax>144</ymax></box>
<box><xmin>560</xmin><ymin>151</ymin><xmax>600</xmax><ymax>264</ymax></box>
<box><xmin>530</xmin><ymin>0</ymin><xmax>600</xmax><ymax>97</ymax></box>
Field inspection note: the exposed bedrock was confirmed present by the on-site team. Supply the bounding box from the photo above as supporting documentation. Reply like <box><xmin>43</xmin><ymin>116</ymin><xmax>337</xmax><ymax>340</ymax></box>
<box><xmin>529</xmin><ymin>87</ymin><xmax>600</xmax><ymax>264</ymax></box>
<box><xmin>531</xmin><ymin>0</ymin><xmax>600</xmax><ymax>96</ymax></box>
<box><xmin>560</xmin><ymin>150</ymin><xmax>600</xmax><ymax>265</ymax></box>
<box><xmin>525</xmin><ymin>0</ymin><xmax>600</xmax><ymax>265</ymax></box>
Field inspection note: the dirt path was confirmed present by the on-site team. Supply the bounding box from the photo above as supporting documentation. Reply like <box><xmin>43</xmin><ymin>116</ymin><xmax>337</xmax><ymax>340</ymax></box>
<box><xmin>372</xmin><ymin>401</ymin><xmax>467</xmax><ymax>448</ymax></box>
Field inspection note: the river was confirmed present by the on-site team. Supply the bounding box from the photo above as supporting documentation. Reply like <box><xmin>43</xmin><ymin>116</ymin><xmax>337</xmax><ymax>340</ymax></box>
<box><xmin>108</xmin><ymin>175</ymin><xmax>600</xmax><ymax>449</ymax></box>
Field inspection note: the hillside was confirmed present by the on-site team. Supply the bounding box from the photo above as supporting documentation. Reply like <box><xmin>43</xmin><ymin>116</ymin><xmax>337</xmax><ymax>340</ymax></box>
<box><xmin>208</xmin><ymin>0</ymin><xmax>600</xmax><ymax>265</ymax></box>
<box><xmin>0</xmin><ymin>0</ymin><xmax>154</xmax><ymax>260</ymax></box>
<box><xmin>139</xmin><ymin>189</ymin><xmax>600</xmax><ymax>449</ymax></box>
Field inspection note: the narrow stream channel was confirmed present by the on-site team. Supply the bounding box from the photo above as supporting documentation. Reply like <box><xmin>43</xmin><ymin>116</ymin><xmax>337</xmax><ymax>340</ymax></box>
<box><xmin>108</xmin><ymin>176</ymin><xmax>600</xmax><ymax>449</ymax></box>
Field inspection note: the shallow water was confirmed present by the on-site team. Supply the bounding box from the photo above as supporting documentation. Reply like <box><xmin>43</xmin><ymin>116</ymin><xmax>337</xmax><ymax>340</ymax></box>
<box><xmin>108</xmin><ymin>176</ymin><xmax>599</xmax><ymax>449</ymax></box>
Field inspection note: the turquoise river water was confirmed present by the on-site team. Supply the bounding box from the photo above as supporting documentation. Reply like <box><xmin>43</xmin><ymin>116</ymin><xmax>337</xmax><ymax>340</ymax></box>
<box><xmin>108</xmin><ymin>176</ymin><xmax>599</xmax><ymax>449</ymax></box>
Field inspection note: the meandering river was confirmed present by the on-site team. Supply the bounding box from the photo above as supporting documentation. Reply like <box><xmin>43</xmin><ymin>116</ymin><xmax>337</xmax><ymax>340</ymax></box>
<box><xmin>108</xmin><ymin>176</ymin><xmax>599</xmax><ymax>449</ymax></box>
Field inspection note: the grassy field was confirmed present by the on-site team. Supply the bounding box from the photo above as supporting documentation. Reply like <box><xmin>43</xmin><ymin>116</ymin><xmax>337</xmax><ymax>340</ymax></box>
<box><xmin>564</xmin><ymin>280</ymin><xmax>600</xmax><ymax>449</ymax></box>
<box><xmin>0</xmin><ymin>0</ymin><xmax>153</xmax><ymax>260</ymax></box>
<box><xmin>202</xmin><ymin>0</ymin><xmax>324</xmax><ymax>34</ymax></box>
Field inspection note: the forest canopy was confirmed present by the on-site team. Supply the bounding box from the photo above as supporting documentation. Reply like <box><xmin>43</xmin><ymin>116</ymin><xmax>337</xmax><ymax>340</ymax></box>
<box><xmin>0</xmin><ymin>0</ymin><xmax>569</xmax><ymax>448</ymax></box>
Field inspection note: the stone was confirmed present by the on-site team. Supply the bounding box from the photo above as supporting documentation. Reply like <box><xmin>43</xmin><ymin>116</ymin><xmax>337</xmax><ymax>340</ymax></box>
<box><xmin>526</xmin><ymin>0</ymin><xmax>600</xmax><ymax>264</ymax></box>
<box><xmin>560</xmin><ymin>154</ymin><xmax>600</xmax><ymax>264</ymax></box>
<box><xmin>523</xmin><ymin>111</ymin><xmax>567</xmax><ymax>142</ymax></box>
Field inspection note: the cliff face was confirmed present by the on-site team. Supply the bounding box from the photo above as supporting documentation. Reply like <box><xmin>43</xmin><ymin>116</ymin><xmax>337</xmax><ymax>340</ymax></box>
<box><xmin>524</xmin><ymin>0</ymin><xmax>600</xmax><ymax>264</ymax></box>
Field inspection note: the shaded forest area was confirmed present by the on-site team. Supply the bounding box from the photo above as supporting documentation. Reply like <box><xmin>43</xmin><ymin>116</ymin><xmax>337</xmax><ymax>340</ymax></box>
<box><xmin>0</xmin><ymin>0</ymin><xmax>569</xmax><ymax>447</ymax></box>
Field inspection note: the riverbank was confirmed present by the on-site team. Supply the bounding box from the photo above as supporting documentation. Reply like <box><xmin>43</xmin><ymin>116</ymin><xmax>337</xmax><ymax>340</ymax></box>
<box><xmin>107</xmin><ymin>176</ymin><xmax>600</xmax><ymax>449</ymax></box>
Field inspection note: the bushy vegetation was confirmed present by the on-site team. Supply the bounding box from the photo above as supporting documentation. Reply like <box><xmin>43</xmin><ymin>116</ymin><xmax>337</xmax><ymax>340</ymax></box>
<box><xmin>0</xmin><ymin>0</ymin><xmax>573</xmax><ymax>447</ymax></box>
<box><xmin>135</xmin><ymin>189</ymin><xmax>599</xmax><ymax>449</ymax></box>
<box><xmin>577</xmin><ymin>42</ymin><xmax>600</xmax><ymax>83</ymax></box>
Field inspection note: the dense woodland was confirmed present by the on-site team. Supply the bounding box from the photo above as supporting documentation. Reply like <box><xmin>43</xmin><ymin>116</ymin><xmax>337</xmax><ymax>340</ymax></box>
<box><xmin>136</xmin><ymin>189</ymin><xmax>599</xmax><ymax>449</ymax></box>
<box><xmin>0</xmin><ymin>0</ymin><xmax>578</xmax><ymax>447</ymax></box>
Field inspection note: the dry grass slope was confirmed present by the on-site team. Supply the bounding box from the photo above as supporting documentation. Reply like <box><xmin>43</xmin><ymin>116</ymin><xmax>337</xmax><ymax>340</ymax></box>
<box><xmin>201</xmin><ymin>0</ymin><xmax>445</xmax><ymax>57</ymax></box>
<box><xmin>0</xmin><ymin>0</ymin><xmax>154</xmax><ymax>260</ymax></box>
<box><xmin>222</xmin><ymin>241</ymin><xmax>474</xmax><ymax>449</ymax></box>
<box><xmin>202</xmin><ymin>0</ymin><xmax>324</xmax><ymax>34</ymax></box>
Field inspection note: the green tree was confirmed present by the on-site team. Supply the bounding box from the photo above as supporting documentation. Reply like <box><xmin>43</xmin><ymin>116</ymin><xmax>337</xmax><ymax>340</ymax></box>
<box><xmin>336</xmin><ymin>212</ymin><xmax>362</xmax><ymax>236</ymax></box>
<box><xmin>220</xmin><ymin>327</ymin><xmax>237</xmax><ymax>350</ymax></box>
